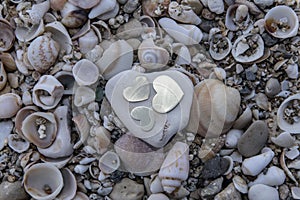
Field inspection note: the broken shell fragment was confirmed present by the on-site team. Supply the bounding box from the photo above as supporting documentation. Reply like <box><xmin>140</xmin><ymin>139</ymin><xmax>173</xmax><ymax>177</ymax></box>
<box><xmin>61</xmin><ymin>2</ymin><xmax>88</xmax><ymax>28</ymax></box>
<box><xmin>0</xmin><ymin>62</ymin><xmax>7</xmax><ymax>91</ymax></box>
<box><xmin>73</xmin><ymin>59</ymin><xmax>99</xmax><ymax>86</ymax></box>
<box><xmin>56</xmin><ymin>168</ymin><xmax>77</xmax><ymax>200</ymax></box>
<box><xmin>233</xmin><ymin>175</ymin><xmax>248</xmax><ymax>194</ymax></box>
<box><xmin>168</xmin><ymin>2</ymin><xmax>201</xmax><ymax>25</ymax></box>
<box><xmin>99</xmin><ymin>151</ymin><xmax>120</xmax><ymax>174</ymax></box>
<box><xmin>27</xmin><ymin>0</ymin><xmax>50</xmax><ymax>25</ymax></box>
<box><xmin>15</xmin><ymin>106</ymin><xmax>39</xmax><ymax>138</ymax></box>
<box><xmin>32</xmin><ymin>75</ymin><xmax>64</xmax><ymax>110</ymax></box>
<box><xmin>7</xmin><ymin>134</ymin><xmax>30</xmax><ymax>153</ymax></box>
<box><xmin>73</xmin><ymin>114</ymin><xmax>90</xmax><ymax>149</ymax></box>
<box><xmin>225</xmin><ymin>4</ymin><xmax>250</xmax><ymax>31</ymax></box>
<box><xmin>87</xmin><ymin>126</ymin><xmax>111</xmax><ymax>155</ymax></box>
<box><xmin>142</xmin><ymin>0</ymin><xmax>170</xmax><ymax>17</ymax></box>
<box><xmin>27</xmin><ymin>34</ymin><xmax>60</xmax><ymax>73</ymax></box>
<box><xmin>208</xmin><ymin>0</ymin><xmax>224</xmax><ymax>14</ymax></box>
<box><xmin>15</xmin><ymin>19</ymin><xmax>45</xmax><ymax>43</ymax></box>
<box><xmin>0</xmin><ymin>19</ymin><xmax>15</xmax><ymax>51</ymax></box>
<box><xmin>0</xmin><ymin>93</ymin><xmax>22</xmax><ymax>119</ymax></box>
<box><xmin>265</xmin><ymin>5</ymin><xmax>299</xmax><ymax>39</ymax></box>
<box><xmin>271</xmin><ymin>131</ymin><xmax>296</xmax><ymax>148</ymax></box>
<box><xmin>79</xmin><ymin>29</ymin><xmax>99</xmax><ymax>54</ymax></box>
<box><xmin>21</xmin><ymin>112</ymin><xmax>57</xmax><ymax>148</ymax></box>
<box><xmin>89</xmin><ymin>0</ymin><xmax>118</xmax><ymax>19</ymax></box>
<box><xmin>0</xmin><ymin>121</ymin><xmax>14</xmax><ymax>151</ymax></box>
<box><xmin>74</xmin><ymin>86</ymin><xmax>96</xmax><ymax>107</ymax></box>
<box><xmin>24</xmin><ymin>163</ymin><xmax>64</xmax><ymax>200</ymax></box>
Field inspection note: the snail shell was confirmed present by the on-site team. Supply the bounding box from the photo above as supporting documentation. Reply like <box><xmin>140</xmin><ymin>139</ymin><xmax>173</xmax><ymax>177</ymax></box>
<box><xmin>0</xmin><ymin>93</ymin><xmax>22</xmax><ymax>119</ymax></box>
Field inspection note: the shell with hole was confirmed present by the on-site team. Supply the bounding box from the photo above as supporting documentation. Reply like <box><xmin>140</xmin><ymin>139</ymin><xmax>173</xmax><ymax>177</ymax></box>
<box><xmin>32</xmin><ymin>75</ymin><xmax>64</xmax><ymax>110</ymax></box>
<box><xmin>0</xmin><ymin>93</ymin><xmax>22</xmax><ymax>119</ymax></box>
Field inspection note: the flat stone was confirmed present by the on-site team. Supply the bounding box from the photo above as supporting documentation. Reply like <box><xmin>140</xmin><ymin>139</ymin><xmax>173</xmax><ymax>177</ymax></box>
<box><xmin>237</xmin><ymin>120</ymin><xmax>269</xmax><ymax>157</ymax></box>
<box><xmin>109</xmin><ymin>178</ymin><xmax>144</xmax><ymax>200</ymax></box>
<box><xmin>0</xmin><ymin>181</ymin><xmax>29</xmax><ymax>200</ymax></box>
<box><xmin>201</xmin><ymin>157</ymin><xmax>229</xmax><ymax>179</ymax></box>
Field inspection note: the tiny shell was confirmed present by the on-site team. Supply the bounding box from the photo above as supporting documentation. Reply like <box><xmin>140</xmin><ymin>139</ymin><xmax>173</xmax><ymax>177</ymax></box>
<box><xmin>0</xmin><ymin>62</ymin><xmax>7</xmax><ymax>91</ymax></box>
<box><xmin>73</xmin><ymin>59</ymin><xmax>99</xmax><ymax>86</ymax></box>
<box><xmin>0</xmin><ymin>19</ymin><xmax>15</xmax><ymax>51</ymax></box>
<box><xmin>24</xmin><ymin>163</ymin><xmax>64</xmax><ymax>200</ymax></box>
<box><xmin>248</xmin><ymin>184</ymin><xmax>279</xmax><ymax>200</ymax></box>
<box><xmin>99</xmin><ymin>151</ymin><xmax>120</xmax><ymax>174</ymax></box>
<box><xmin>150</xmin><ymin>174</ymin><xmax>164</xmax><ymax>193</ymax></box>
<box><xmin>74</xmin><ymin>86</ymin><xmax>96</xmax><ymax>107</ymax></box>
<box><xmin>286</xmin><ymin>146</ymin><xmax>299</xmax><ymax>160</ymax></box>
<box><xmin>223</xmin><ymin>156</ymin><xmax>234</xmax><ymax>175</ymax></box>
<box><xmin>168</xmin><ymin>2</ymin><xmax>201</xmax><ymax>25</ymax></box>
<box><xmin>27</xmin><ymin>34</ymin><xmax>60</xmax><ymax>73</ymax></box>
<box><xmin>0</xmin><ymin>93</ymin><xmax>22</xmax><ymax>119</ymax></box>
<box><xmin>225</xmin><ymin>129</ymin><xmax>243</xmax><ymax>148</ymax></box>
<box><xmin>271</xmin><ymin>131</ymin><xmax>296</xmax><ymax>148</ymax></box>
<box><xmin>7</xmin><ymin>134</ymin><xmax>30</xmax><ymax>153</ymax></box>
<box><xmin>159</xmin><ymin>142</ymin><xmax>189</xmax><ymax>193</ymax></box>
<box><xmin>248</xmin><ymin>166</ymin><xmax>286</xmax><ymax>187</ymax></box>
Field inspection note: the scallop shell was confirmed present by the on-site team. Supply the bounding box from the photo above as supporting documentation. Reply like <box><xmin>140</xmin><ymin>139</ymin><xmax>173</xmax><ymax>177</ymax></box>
<box><xmin>56</xmin><ymin>168</ymin><xmax>77</xmax><ymax>200</ymax></box>
<box><xmin>27</xmin><ymin>34</ymin><xmax>60</xmax><ymax>73</ymax></box>
<box><xmin>79</xmin><ymin>29</ymin><xmax>99</xmax><ymax>54</ymax></box>
<box><xmin>0</xmin><ymin>19</ymin><xmax>15</xmax><ymax>51</ymax></box>
<box><xmin>0</xmin><ymin>93</ymin><xmax>22</xmax><ymax>119</ymax></box>
<box><xmin>248</xmin><ymin>166</ymin><xmax>286</xmax><ymax>187</ymax></box>
<box><xmin>277</xmin><ymin>93</ymin><xmax>300</xmax><ymax>133</ymax></box>
<box><xmin>32</xmin><ymin>75</ymin><xmax>64</xmax><ymax>110</ymax></box>
<box><xmin>99</xmin><ymin>151</ymin><xmax>120</xmax><ymax>174</ymax></box>
<box><xmin>74</xmin><ymin>86</ymin><xmax>96</xmax><ymax>107</ymax></box>
<box><xmin>24</xmin><ymin>163</ymin><xmax>64</xmax><ymax>200</ymax></box>
<box><xmin>21</xmin><ymin>112</ymin><xmax>57</xmax><ymax>148</ymax></box>
<box><xmin>7</xmin><ymin>134</ymin><xmax>30</xmax><ymax>153</ymax></box>
<box><xmin>158</xmin><ymin>142</ymin><xmax>189</xmax><ymax>194</ymax></box>
<box><xmin>27</xmin><ymin>0</ymin><xmax>50</xmax><ymax>25</ymax></box>
<box><xmin>232</xmin><ymin>34</ymin><xmax>264</xmax><ymax>63</ymax></box>
<box><xmin>265</xmin><ymin>5</ymin><xmax>299</xmax><ymax>39</ymax></box>
<box><xmin>138</xmin><ymin>38</ymin><xmax>169</xmax><ymax>71</ymax></box>
<box><xmin>158</xmin><ymin>17</ymin><xmax>203</xmax><ymax>45</ymax></box>
<box><xmin>168</xmin><ymin>2</ymin><xmax>201</xmax><ymax>25</ymax></box>
<box><xmin>0</xmin><ymin>62</ymin><xmax>7</xmax><ymax>91</ymax></box>
<box><xmin>95</xmin><ymin>40</ymin><xmax>133</xmax><ymax>80</ymax></box>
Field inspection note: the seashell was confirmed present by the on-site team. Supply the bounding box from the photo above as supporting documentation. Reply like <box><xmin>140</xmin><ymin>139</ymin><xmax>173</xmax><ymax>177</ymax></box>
<box><xmin>74</xmin><ymin>86</ymin><xmax>96</xmax><ymax>107</ymax></box>
<box><xmin>92</xmin><ymin>20</ymin><xmax>111</xmax><ymax>41</ymax></box>
<box><xmin>209</xmin><ymin>31</ymin><xmax>232</xmax><ymax>61</ymax></box>
<box><xmin>194</xmin><ymin>79</ymin><xmax>241</xmax><ymax>137</ymax></box>
<box><xmin>50</xmin><ymin>0</ymin><xmax>67</xmax><ymax>10</ymax></box>
<box><xmin>95</xmin><ymin>40</ymin><xmax>133</xmax><ymax>80</ymax></box>
<box><xmin>265</xmin><ymin>5</ymin><xmax>299</xmax><ymax>39</ymax></box>
<box><xmin>265</xmin><ymin>78</ymin><xmax>281</xmax><ymax>98</ymax></box>
<box><xmin>280</xmin><ymin>149</ymin><xmax>298</xmax><ymax>185</ymax></box>
<box><xmin>277</xmin><ymin>93</ymin><xmax>300</xmax><ymax>133</ymax></box>
<box><xmin>21</xmin><ymin>112</ymin><xmax>57</xmax><ymax>148</ymax></box>
<box><xmin>285</xmin><ymin>63</ymin><xmax>299</xmax><ymax>79</ymax></box>
<box><xmin>56</xmin><ymin>168</ymin><xmax>77</xmax><ymax>200</ymax></box>
<box><xmin>38</xmin><ymin>106</ymin><xmax>74</xmax><ymax>159</ymax></box>
<box><xmin>223</xmin><ymin>156</ymin><xmax>234</xmax><ymax>175</ymax></box>
<box><xmin>87</xmin><ymin>126</ymin><xmax>111</xmax><ymax>155</ymax></box>
<box><xmin>54</xmin><ymin>71</ymin><xmax>75</xmax><ymax>95</ymax></box>
<box><xmin>242</xmin><ymin>148</ymin><xmax>275</xmax><ymax>176</ymax></box>
<box><xmin>78</xmin><ymin>30</ymin><xmax>99</xmax><ymax>54</ymax></box>
<box><xmin>45</xmin><ymin>21</ymin><xmax>72</xmax><ymax>54</ymax></box>
<box><xmin>208</xmin><ymin>0</ymin><xmax>224</xmax><ymax>14</ymax></box>
<box><xmin>0</xmin><ymin>93</ymin><xmax>22</xmax><ymax>119</ymax></box>
<box><xmin>286</xmin><ymin>146</ymin><xmax>299</xmax><ymax>160</ymax></box>
<box><xmin>142</xmin><ymin>0</ymin><xmax>170</xmax><ymax>17</ymax></box>
<box><xmin>27</xmin><ymin>34</ymin><xmax>60</xmax><ymax>73</ymax></box>
<box><xmin>27</xmin><ymin>0</ymin><xmax>50</xmax><ymax>25</ymax></box>
<box><xmin>271</xmin><ymin>131</ymin><xmax>296</xmax><ymax>148</ymax></box>
<box><xmin>69</xmin><ymin>0</ymin><xmax>100</xmax><ymax>9</ymax></box>
<box><xmin>248</xmin><ymin>184</ymin><xmax>279</xmax><ymax>200</ymax></box>
<box><xmin>15</xmin><ymin>19</ymin><xmax>45</xmax><ymax>42</ymax></box>
<box><xmin>232</xmin><ymin>34</ymin><xmax>264</xmax><ymax>63</ymax></box>
<box><xmin>225</xmin><ymin>129</ymin><xmax>243</xmax><ymax>148</ymax></box>
<box><xmin>0</xmin><ymin>62</ymin><xmax>7</xmax><ymax>91</ymax></box>
<box><xmin>249</xmin><ymin>166</ymin><xmax>286</xmax><ymax>187</ymax></box>
<box><xmin>115</xmin><ymin>134</ymin><xmax>165</xmax><ymax>176</ymax></box>
<box><xmin>40</xmin><ymin>155</ymin><xmax>72</xmax><ymax>169</ymax></box>
<box><xmin>61</xmin><ymin>2</ymin><xmax>87</xmax><ymax>28</ymax></box>
<box><xmin>99</xmin><ymin>151</ymin><xmax>120</xmax><ymax>174</ymax></box>
<box><xmin>150</xmin><ymin>174</ymin><xmax>164</xmax><ymax>193</ymax></box>
<box><xmin>73</xmin><ymin>59</ymin><xmax>99</xmax><ymax>86</ymax></box>
<box><xmin>159</xmin><ymin>142</ymin><xmax>189</xmax><ymax>194</ymax></box>
<box><xmin>0</xmin><ymin>121</ymin><xmax>14</xmax><ymax>151</ymax></box>
<box><xmin>159</xmin><ymin>18</ymin><xmax>203</xmax><ymax>46</ymax></box>
<box><xmin>148</xmin><ymin>193</ymin><xmax>169</xmax><ymax>200</ymax></box>
<box><xmin>138</xmin><ymin>38</ymin><xmax>169</xmax><ymax>71</ymax></box>
<box><xmin>7</xmin><ymin>134</ymin><xmax>30</xmax><ymax>153</ymax></box>
<box><xmin>214</xmin><ymin>183</ymin><xmax>241</xmax><ymax>200</ymax></box>
<box><xmin>73</xmin><ymin>114</ymin><xmax>90</xmax><ymax>149</ymax></box>
<box><xmin>172</xmin><ymin>43</ymin><xmax>191</xmax><ymax>65</ymax></box>
<box><xmin>292</xmin><ymin>187</ymin><xmax>300</xmax><ymax>200</ymax></box>
<box><xmin>225</xmin><ymin>4</ymin><xmax>250</xmax><ymax>31</ymax></box>
<box><xmin>168</xmin><ymin>2</ymin><xmax>201</xmax><ymax>25</ymax></box>
<box><xmin>32</xmin><ymin>75</ymin><xmax>64</xmax><ymax>110</ymax></box>
<box><xmin>0</xmin><ymin>52</ymin><xmax>17</xmax><ymax>72</ymax></box>
<box><xmin>139</xmin><ymin>15</ymin><xmax>156</xmax><ymax>28</ymax></box>
<box><xmin>233</xmin><ymin>175</ymin><xmax>248</xmax><ymax>194</ymax></box>
<box><xmin>72</xmin><ymin>192</ymin><xmax>89</xmax><ymax>200</ymax></box>
<box><xmin>89</xmin><ymin>0</ymin><xmax>117</xmax><ymax>19</ymax></box>
<box><xmin>233</xmin><ymin>106</ymin><xmax>252</xmax><ymax>129</ymax></box>
<box><xmin>15</xmin><ymin>106</ymin><xmax>39</xmax><ymax>139</ymax></box>
<box><xmin>24</xmin><ymin>163</ymin><xmax>64</xmax><ymax>200</ymax></box>
<box><xmin>0</xmin><ymin>19</ymin><xmax>15</xmax><ymax>51</ymax></box>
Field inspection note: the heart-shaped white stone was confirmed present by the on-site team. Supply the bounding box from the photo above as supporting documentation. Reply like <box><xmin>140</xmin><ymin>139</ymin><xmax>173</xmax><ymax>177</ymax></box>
<box><xmin>123</xmin><ymin>76</ymin><xmax>150</xmax><ymax>102</ymax></box>
<box><xmin>152</xmin><ymin>75</ymin><xmax>184</xmax><ymax>113</ymax></box>
<box><xmin>130</xmin><ymin>106</ymin><xmax>155</xmax><ymax>131</ymax></box>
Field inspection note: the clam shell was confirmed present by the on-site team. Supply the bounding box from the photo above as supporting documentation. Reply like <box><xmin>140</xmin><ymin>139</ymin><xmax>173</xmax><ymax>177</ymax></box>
<box><xmin>32</xmin><ymin>75</ymin><xmax>64</xmax><ymax>110</ymax></box>
<box><xmin>168</xmin><ymin>2</ymin><xmax>201</xmax><ymax>25</ymax></box>
<box><xmin>265</xmin><ymin>5</ymin><xmax>299</xmax><ymax>39</ymax></box>
<box><xmin>15</xmin><ymin>20</ymin><xmax>44</xmax><ymax>42</ymax></box>
<box><xmin>24</xmin><ymin>163</ymin><xmax>64</xmax><ymax>200</ymax></box>
<box><xmin>0</xmin><ymin>93</ymin><xmax>22</xmax><ymax>119</ymax></box>
<box><xmin>225</xmin><ymin>4</ymin><xmax>250</xmax><ymax>31</ymax></box>
<box><xmin>74</xmin><ymin>86</ymin><xmax>96</xmax><ymax>107</ymax></box>
<box><xmin>277</xmin><ymin>93</ymin><xmax>300</xmax><ymax>133</ymax></box>
<box><xmin>7</xmin><ymin>134</ymin><xmax>30</xmax><ymax>153</ymax></box>
<box><xmin>21</xmin><ymin>112</ymin><xmax>57</xmax><ymax>148</ymax></box>
<box><xmin>209</xmin><ymin>32</ymin><xmax>232</xmax><ymax>61</ymax></box>
<box><xmin>15</xmin><ymin>106</ymin><xmax>39</xmax><ymax>138</ymax></box>
<box><xmin>56</xmin><ymin>168</ymin><xmax>77</xmax><ymax>200</ymax></box>
<box><xmin>0</xmin><ymin>62</ymin><xmax>7</xmax><ymax>91</ymax></box>
<box><xmin>99</xmin><ymin>151</ymin><xmax>120</xmax><ymax>174</ymax></box>
<box><xmin>0</xmin><ymin>19</ymin><xmax>15</xmax><ymax>51</ymax></box>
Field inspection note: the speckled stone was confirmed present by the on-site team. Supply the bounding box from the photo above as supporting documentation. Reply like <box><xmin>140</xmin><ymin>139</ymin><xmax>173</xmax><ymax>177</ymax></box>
<box><xmin>0</xmin><ymin>181</ymin><xmax>29</xmax><ymax>200</ymax></box>
<box><xmin>201</xmin><ymin>157</ymin><xmax>229</xmax><ymax>179</ymax></box>
<box><xmin>200</xmin><ymin>177</ymin><xmax>223</xmax><ymax>198</ymax></box>
<box><xmin>109</xmin><ymin>178</ymin><xmax>144</xmax><ymax>200</ymax></box>
<box><xmin>237</xmin><ymin>120</ymin><xmax>269</xmax><ymax>157</ymax></box>
<box><xmin>214</xmin><ymin>183</ymin><xmax>242</xmax><ymax>200</ymax></box>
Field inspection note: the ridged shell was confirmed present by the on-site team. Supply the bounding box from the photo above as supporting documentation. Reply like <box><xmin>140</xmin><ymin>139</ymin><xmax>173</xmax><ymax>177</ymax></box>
<box><xmin>0</xmin><ymin>19</ymin><xmax>15</xmax><ymax>51</ymax></box>
<box><xmin>73</xmin><ymin>59</ymin><xmax>99</xmax><ymax>86</ymax></box>
<box><xmin>0</xmin><ymin>93</ymin><xmax>22</xmax><ymax>119</ymax></box>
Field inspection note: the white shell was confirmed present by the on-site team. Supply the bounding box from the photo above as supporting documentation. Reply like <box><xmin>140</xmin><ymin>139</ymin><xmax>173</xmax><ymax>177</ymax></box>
<box><xmin>74</xmin><ymin>164</ymin><xmax>89</xmax><ymax>174</ymax></box>
<box><xmin>32</xmin><ymin>75</ymin><xmax>64</xmax><ymax>110</ymax></box>
<box><xmin>225</xmin><ymin>129</ymin><xmax>243</xmax><ymax>148</ymax></box>
<box><xmin>24</xmin><ymin>163</ymin><xmax>64</xmax><ymax>200</ymax></box>
<box><xmin>158</xmin><ymin>18</ymin><xmax>203</xmax><ymax>45</ymax></box>
<box><xmin>15</xmin><ymin>106</ymin><xmax>39</xmax><ymax>138</ymax></box>
<box><xmin>72</xmin><ymin>114</ymin><xmax>90</xmax><ymax>149</ymax></box>
<box><xmin>60</xmin><ymin>2</ymin><xmax>87</xmax><ymax>28</ymax></box>
<box><xmin>96</xmin><ymin>40</ymin><xmax>133</xmax><ymax>80</ymax></box>
<box><xmin>233</xmin><ymin>175</ymin><xmax>248</xmax><ymax>194</ymax></box>
<box><xmin>286</xmin><ymin>146</ymin><xmax>299</xmax><ymax>160</ymax></box>
<box><xmin>233</xmin><ymin>106</ymin><xmax>252</xmax><ymax>129</ymax></box>
<box><xmin>223</xmin><ymin>156</ymin><xmax>234</xmax><ymax>175</ymax></box>
<box><xmin>0</xmin><ymin>93</ymin><xmax>22</xmax><ymax>119</ymax></box>
<box><xmin>54</xmin><ymin>71</ymin><xmax>75</xmax><ymax>95</ymax></box>
<box><xmin>138</xmin><ymin>38</ymin><xmax>170</xmax><ymax>71</ymax></box>
<box><xmin>7</xmin><ymin>134</ymin><xmax>30</xmax><ymax>153</ymax></box>
<box><xmin>159</xmin><ymin>142</ymin><xmax>189</xmax><ymax>194</ymax></box>
<box><xmin>27</xmin><ymin>0</ymin><xmax>50</xmax><ymax>25</ymax></box>
<box><xmin>150</xmin><ymin>174</ymin><xmax>164</xmax><ymax>193</ymax></box>
<box><xmin>148</xmin><ymin>193</ymin><xmax>169</xmax><ymax>200</ymax></box>
<box><xmin>232</xmin><ymin>34</ymin><xmax>264</xmax><ymax>63</ymax></box>
<box><xmin>242</xmin><ymin>149</ymin><xmax>275</xmax><ymax>176</ymax></box>
<box><xmin>265</xmin><ymin>5</ymin><xmax>299</xmax><ymax>39</ymax></box>
<box><xmin>277</xmin><ymin>93</ymin><xmax>300</xmax><ymax>133</ymax></box>
<box><xmin>248</xmin><ymin>166</ymin><xmax>286</xmax><ymax>186</ymax></box>
<box><xmin>21</xmin><ymin>112</ymin><xmax>57</xmax><ymax>148</ymax></box>
<box><xmin>73</xmin><ymin>59</ymin><xmax>99</xmax><ymax>86</ymax></box>
<box><xmin>271</xmin><ymin>131</ymin><xmax>295</xmax><ymax>148</ymax></box>
<box><xmin>27</xmin><ymin>34</ymin><xmax>60</xmax><ymax>73</ymax></box>
<box><xmin>99</xmin><ymin>151</ymin><xmax>120</xmax><ymax>174</ymax></box>
<box><xmin>0</xmin><ymin>121</ymin><xmax>14</xmax><ymax>151</ymax></box>
<box><xmin>89</xmin><ymin>0</ymin><xmax>117</xmax><ymax>19</ymax></box>
<box><xmin>79</xmin><ymin>30</ymin><xmax>99</xmax><ymax>55</ymax></box>
<box><xmin>38</xmin><ymin>106</ymin><xmax>74</xmax><ymax>158</ymax></box>
<box><xmin>248</xmin><ymin>184</ymin><xmax>279</xmax><ymax>200</ymax></box>
<box><xmin>225</xmin><ymin>4</ymin><xmax>250</xmax><ymax>31</ymax></box>
<box><xmin>168</xmin><ymin>2</ymin><xmax>201</xmax><ymax>25</ymax></box>
<box><xmin>208</xmin><ymin>0</ymin><xmax>224</xmax><ymax>14</ymax></box>
<box><xmin>56</xmin><ymin>168</ymin><xmax>77</xmax><ymax>200</ymax></box>
<box><xmin>74</xmin><ymin>86</ymin><xmax>96</xmax><ymax>107</ymax></box>
<box><xmin>15</xmin><ymin>19</ymin><xmax>44</xmax><ymax>42</ymax></box>
<box><xmin>0</xmin><ymin>62</ymin><xmax>7</xmax><ymax>91</ymax></box>
<box><xmin>172</xmin><ymin>43</ymin><xmax>191</xmax><ymax>65</ymax></box>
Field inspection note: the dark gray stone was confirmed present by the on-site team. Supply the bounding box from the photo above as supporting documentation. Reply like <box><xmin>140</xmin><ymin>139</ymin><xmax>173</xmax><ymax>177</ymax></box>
<box><xmin>201</xmin><ymin>157</ymin><xmax>229</xmax><ymax>179</ymax></box>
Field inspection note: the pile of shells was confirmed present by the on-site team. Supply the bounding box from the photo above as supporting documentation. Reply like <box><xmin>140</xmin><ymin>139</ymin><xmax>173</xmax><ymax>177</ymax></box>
<box><xmin>0</xmin><ymin>0</ymin><xmax>300</xmax><ymax>199</ymax></box>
